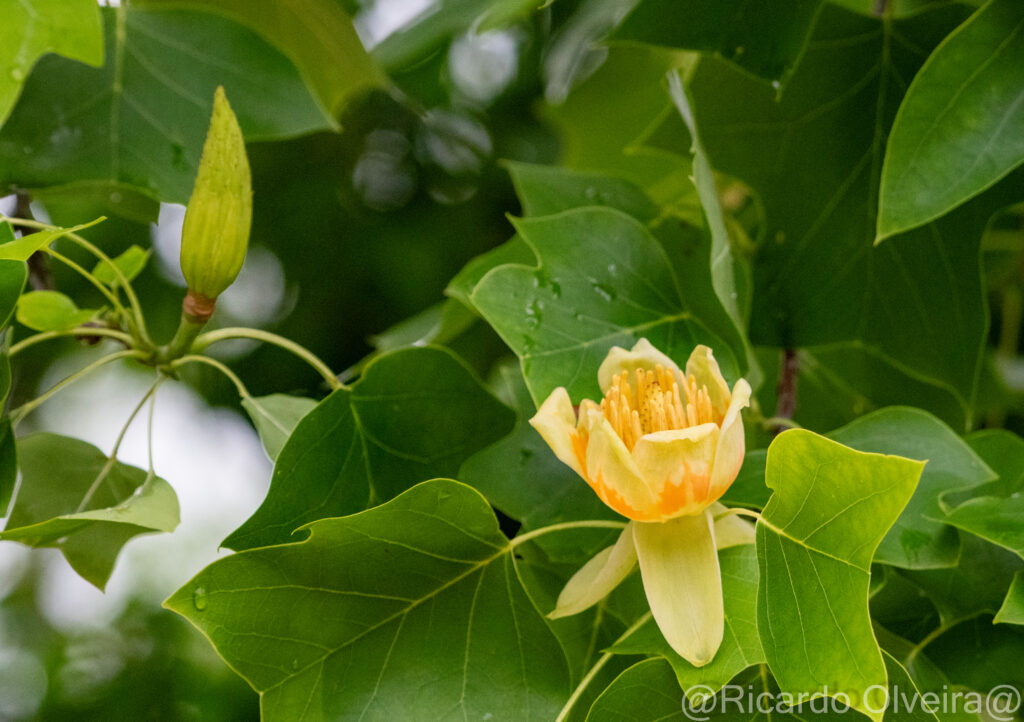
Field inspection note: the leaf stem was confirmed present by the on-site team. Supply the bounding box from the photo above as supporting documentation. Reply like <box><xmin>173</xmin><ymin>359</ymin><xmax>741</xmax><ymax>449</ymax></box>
<box><xmin>554</xmin><ymin>612</ymin><xmax>652</xmax><ymax>722</ymax></box>
<box><xmin>9</xmin><ymin>327</ymin><xmax>134</xmax><ymax>356</ymax></box>
<box><xmin>76</xmin><ymin>375</ymin><xmax>163</xmax><ymax>513</ymax></box>
<box><xmin>509</xmin><ymin>520</ymin><xmax>627</xmax><ymax>549</ymax></box>
<box><xmin>774</xmin><ymin>348</ymin><xmax>798</xmax><ymax>425</ymax></box>
<box><xmin>192</xmin><ymin>327</ymin><xmax>342</xmax><ymax>390</ymax></box>
<box><xmin>170</xmin><ymin>355</ymin><xmax>292</xmax><ymax>442</ymax></box>
<box><xmin>44</xmin><ymin>247</ymin><xmax>131</xmax><ymax>319</ymax></box>
<box><xmin>1</xmin><ymin>216</ymin><xmax>151</xmax><ymax>345</ymax></box>
<box><xmin>10</xmin><ymin>349</ymin><xmax>146</xmax><ymax>427</ymax></box>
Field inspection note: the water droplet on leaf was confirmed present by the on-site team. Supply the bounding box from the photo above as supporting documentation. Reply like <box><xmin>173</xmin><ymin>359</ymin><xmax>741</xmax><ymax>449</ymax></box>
<box><xmin>192</xmin><ymin>586</ymin><xmax>208</xmax><ymax>611</ymax></box>
<box><xmin>10</xmin><ymin>67</ymin><xmax>25</xmax><ymax>82</ymax></box>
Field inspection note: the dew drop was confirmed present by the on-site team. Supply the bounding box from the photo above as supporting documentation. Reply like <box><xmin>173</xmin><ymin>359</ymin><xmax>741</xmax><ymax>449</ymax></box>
<box><xmin>109</xmin><ymin>191</ymin><xmax>122</xmax><ymax>204</ymax></box>
<box><xmin>192</xmin><ymin>586</ymin><xmax>208</xmax><ymax>611</ymax></box>
<box><xmin>10</xmin><ymin>67</ymin><xmax>25</xmax><ymax>82</ymax></box>
<box><xmin>21</xmin><ymin>146</ymin><xmax>31</xmax><ymax>155</ymax></box>
<box><xmin>584</xmin><ymin>186</ymin><xmax>597</xmax><ymax>199</ymax></box>
<box><xmin>291</xmin><ymin>659</ymin><xmax>300</xmax><ymax>670</ymax></box>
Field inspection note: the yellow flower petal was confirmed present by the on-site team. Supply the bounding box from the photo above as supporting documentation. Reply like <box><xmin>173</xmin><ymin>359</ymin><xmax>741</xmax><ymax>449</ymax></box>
<box><xmin>529</xmin><ymin>387</ymin><xmax>584</xmax><ymax>477</ymax></box>
<box><xmin>548</xmin><ymin>524</ymin><xmax>637</xmax><ymax>619</ymax></box>
<box><xmin>630</xmin><ymin>424</ymin><xmax>720</xmax><ymax>521</ymax></box>
<box><xmin>708</xmin><ymin>378</ymin><xmax>751</xmax><ymax>501</ymax></box>
<box><xmin>582</xmin><ymin>409</ymin><xmax>659</xmax><ymax>519</ymax></box>
<box><xmin>633</xmin><ymin>509</ymin><xmax>724</xmax><ymax>666</ymax></box>
<box><xmin>710</xmin><ymin>502</ymin><xmax>756</xmax><ymax>549</ymax></box>
<box><xmin>685</xmin><ymin>345</ymin><xmax>732</xmax><ymax>419</ymax></box>
<box><xmin>598</xmin><ymin>338</ymin><xmax>681</xmax><ymax>395</ymax></box>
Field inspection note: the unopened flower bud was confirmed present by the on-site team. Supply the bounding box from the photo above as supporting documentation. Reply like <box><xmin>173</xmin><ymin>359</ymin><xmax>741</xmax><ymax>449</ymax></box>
<box><xmin>179</xmin><ymin>86</ymin><xmax>252</xmax><ymax>308</ymax></box>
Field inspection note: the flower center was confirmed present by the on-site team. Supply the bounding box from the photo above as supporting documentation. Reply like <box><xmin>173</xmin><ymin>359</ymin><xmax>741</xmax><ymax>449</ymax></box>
<box><xmin>598</xmin><ymin>365</ymin><xmax>716</xmax><ymax>450</ymax></box>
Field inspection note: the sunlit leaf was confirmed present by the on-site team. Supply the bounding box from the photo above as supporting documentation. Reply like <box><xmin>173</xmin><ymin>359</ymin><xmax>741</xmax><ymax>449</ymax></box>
<box><xmin>16</xmin><ymin>290</ymin><xmax>97</xmax><ymax>331</ymax></box>
<box><xmin>167</xmin><ymin>480</ymin><xmax>571</xmax><ymax>721</ymax></box>
<box><xmin>757</xmin><ymin>429</ymin><xmax>922</xmax><ymax>721</ymax></box>
<box><xmin>91</xmin><ymin>245</ymin><xmax>150</xmax><ymax>287</ymax></box>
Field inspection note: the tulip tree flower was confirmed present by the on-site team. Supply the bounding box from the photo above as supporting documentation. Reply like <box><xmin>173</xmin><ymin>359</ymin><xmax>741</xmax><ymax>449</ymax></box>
<box><xmin>530</xmin><ymin>339</ymin><xmax>752</xmax><ymax>666</ymax></box>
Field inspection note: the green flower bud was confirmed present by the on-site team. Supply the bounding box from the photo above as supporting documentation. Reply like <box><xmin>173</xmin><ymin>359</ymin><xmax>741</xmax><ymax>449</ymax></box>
<box><xmin>179</xmin><ymin>86</ymin><xmax>252</xmax><ymax>304</ymax></box>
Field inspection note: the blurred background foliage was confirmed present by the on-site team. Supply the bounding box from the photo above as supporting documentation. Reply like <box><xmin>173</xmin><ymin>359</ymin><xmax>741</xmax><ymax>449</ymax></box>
<box><xmin>1</xmin><ymin>0</ymin><xmax>1022</xmax><ymax>718</ymax></box>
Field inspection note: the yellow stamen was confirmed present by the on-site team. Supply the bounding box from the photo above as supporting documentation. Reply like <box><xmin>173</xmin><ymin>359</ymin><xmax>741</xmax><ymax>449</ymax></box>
<box><xmin>599</xmin><ymin>364</ymin><xmax>718</xmax><ymax>450</ymax></box>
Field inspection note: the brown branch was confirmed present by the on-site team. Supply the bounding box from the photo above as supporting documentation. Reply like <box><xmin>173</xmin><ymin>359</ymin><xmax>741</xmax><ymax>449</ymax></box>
<box><xmin>774</xmin><ymin>348</ymin><xmax>799</xmax><ymax>423</ymax></box>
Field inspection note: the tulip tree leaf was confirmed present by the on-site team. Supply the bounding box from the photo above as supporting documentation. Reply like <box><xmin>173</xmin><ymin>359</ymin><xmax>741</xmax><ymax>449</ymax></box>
<box><xmin>91</xmin><ymin>245</ymin><xmax>150</xmax><ymax>287</ymax></box>
<box><xmin>471</xmin><ymin>206</ymin><xmax>739</xmax><ymax>406</ymax></box>
<box><xmin>1</xmin><ymin>432</ymin><xmax>180</xmax><ymax>589</ymax></box>
<box><xmin>241</xmin><ymin>394</ymin><xmax>318</xmax><ymax>462</ymax></box>
<box><xmin>136</xmin><ymin>0</ymin><xmax>384</xmax><ymax>119</ymax></box>
<box><xmin>688</xmin><ymin>3</ymin><xmax>1022</xmax><ymax>428</ymax></box>
<box><xmin>504</xmin><ymin>162</ymin><xmax>660</xmax><ymax>222</ymax></box>
<box><xmin>609</xmin><ymin>544</ymin><xmax>764</xmax><ymax>700</ymax></box>
<box><xmin>941</xmin><ymin>495</ymin><xmax>1024</xmax><ymax>560</ymax></box>
<box><xmin>757</xmin><ymin>429</ymin><xmax>923</xmax><ymax>722</ymax></box>
<box><xmin>224</xmin><ymin>346</ymin><xmax>515</xmax><ymax>551</ymax></box>
<box><xmin>447</xmin><ymin>235</ymin><xmax>535</xmax><ymax>311</ymax></box>
<box><xmin>995</xmin><ymin>571</ymin><xmax>1024</xmax><ymax>625</ymax></box>
<box><xmin>615</xmin><ymin>0</ymin><xmax>823</xmax><ymax>85</ymax></box>
<box><xmin>166</xmin><ymin>479</ymin><xmax>571</xmax><ymax>722</ymax></box>
<box><xmin>0</xmin><ymin>418</ymin><xmax>15</xmax><ymax>517</ymax></box>
<box><xmin>16</xmin><ymin>290</ymin><xmax>97</xmax><ymax>331</ymax></box>
<box><xmin>460</xmin><ymin>359</ymin><xmax>620</xmax><ymax>564</ymax></box>
<box><xmin>585</xmin><ymin>657</ymin><xmax>687</xmax><ymax>722</ymax></box>
<box><xmin>0</xmin><ymin>220</ymin><xmax>101</xmax><ymax>262</ymax></box>
<box><xmin>877</xmin><ymin>0</ymin><xmax>1024</xmax><ymax>239</ymax></box>
<box><xmin>828</xmin><ymin>407</ymin><xmax>995</xmax><ymax>569</ymax></box>
<box><xmin>0</xmin><ymin>0</ymin><xmax>103</xmax><ymax>128</ymax></box>
<box><xmin>541</xmin><ymin>47</ymin><xmax>697</xmax><ymax>202</ymax></box>
<box><xmin>0</xmin><ymin>6</ymin><xmax>332</xmax><ymax>205</ymax></box>
<box><xmin>899</xmin><ymin>531</ymin><xmax>1024</xmax><ymax>627</ymax></box>
<box><xmin>964</xmin><ymin>429</ymin><xmax>1024</xmax><ymax>499</ymax></box>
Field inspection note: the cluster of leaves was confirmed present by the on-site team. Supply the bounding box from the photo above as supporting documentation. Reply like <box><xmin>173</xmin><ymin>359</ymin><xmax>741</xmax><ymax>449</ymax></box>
<box><xmin>1</xmin><ymin>0</ymin><xmax>1024</xmax><ymax>721</ymax></box>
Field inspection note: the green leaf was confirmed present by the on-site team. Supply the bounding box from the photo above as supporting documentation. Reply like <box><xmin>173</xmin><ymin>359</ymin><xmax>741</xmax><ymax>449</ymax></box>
<box><xmin>541</xmin><ymin>47</ymin><xmax>697</xmax><ymax>204</ymax></box>
<box><xmin>224</xmin><ymin>346</ymin><xmax>515</xmax><ymax>550</ymax></box>
<box><xmin>1</xmin><ymin>432</ymin><xmax>180</xmax><ymax>589</ymax></box>
<box><xmin>136</xmin><ymin>0</ymin><xmax>383</xmax><ymax>118</ymax></box>
<box><xmin>690</xmin><ymin>3</ymin><xmax>1020</xmax><ymax>428</ymax></box>
<box><xmin>166</xmin><ymin>479</ymin><xmax>571</xmax><ymax>721</ymax></box>
<box><xmin>899</xmin><ymin>531</ymin><xmax>1024</xmax><ymax>626</ymax></box>
<box><xmin>241</xmin><ymin>393</ymin><xmax>317</xmax><ymax>462</ymax></box>
<box><xmin>995</xmin><ymin>571</ymin><xmax>1024</xmax><ymax>625</ymax></box>
<box><xmin>459</xmin><ymin>359</ymin><xmax>619</xmax><ymax>564</ymax></box>
<box><xmin>757</xmin><ymin>429</ymin><xmax>923</xmax><ymax>721</ymax></box>
<box><xmin>964</xmin><ymin>429</ymin><xmax>1024</xmax><ymax>498</ymax></box>
<box><xmin>447</xmin><ymin>235</ymin><xmax>535</xmax><ymax>311</ymax></box>
<box><xmin>921</xmin><ymin>616</ymin><xmax>1024</xmax><ymax>692</ymax></box>
<box><xmin>720</xmin><ymin>448</ymin><xmax>771</xmax><ymax>509</ymax></box>
<box><xmin>0</xmin><ymin>262</ymin><xmax>28</xmax><ymax>332</ymax></box>
<box><xmin>0</xmin><ymin>0</ymin><xmax>103</xmax><ymax>128</ymax></box>
<box><xmin>609</xmin><ymin>544</ymin><xmax>764</xmax><ymax>700</ymax></box>
<box><xmin>91</xmin><ymin>245</ymin><xmax>150</xmax><ymax>287</ymax></box>
<box><xmin>16</xmin><ymin>290</ymin><xmax>97</xmax><ymax>331</ymax></box>
<box><xmin>0</xmin><ymin>220</ymin><xmax>101</xmax><ymax>262</ymax></box>
<box><xmin>504</xmin><ymin>162</ymin><xmax>660</xmax><ymax>221</ymax></box>
<box><xmin>0</xmin><ymin>418</ymin><xmax>15</xmax><ymax>517</ymax></box>
<box><xmin>614</xmin><ymin>0</ymin><xmax>823</xmax><ymax>85</ymax></box>
<box><xmin>941</xmin><ymin>493</ymin><xmax>1024</xmax><ymax>560</ymax></box>
<box><xmin>828</xmin><ymin>407</ymin><xmax>995</xmax><ymax>569</ymax></box>
<box><xmin>585</xmin><ymin>657</ymin><xmax>686</xmax><ymax>722</ymax></box>
<box><xmin>471</xmin><ymin>207</ymin><xmax>739</xmax><ymax>405</ymax></box>
<box><xmin>877</xmin><ymin>0</ymin><xmax>1024</xmax><ymax>239</ymax></box>
<box><xmin>0</xmin><ymin>7</ymin><xmax>333</xmax><ymax>205</ymax></box>
<box><xmin>368</xmin><ymin>299</ymin><xmax>477</xmax><ymax>353</ymax></box>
